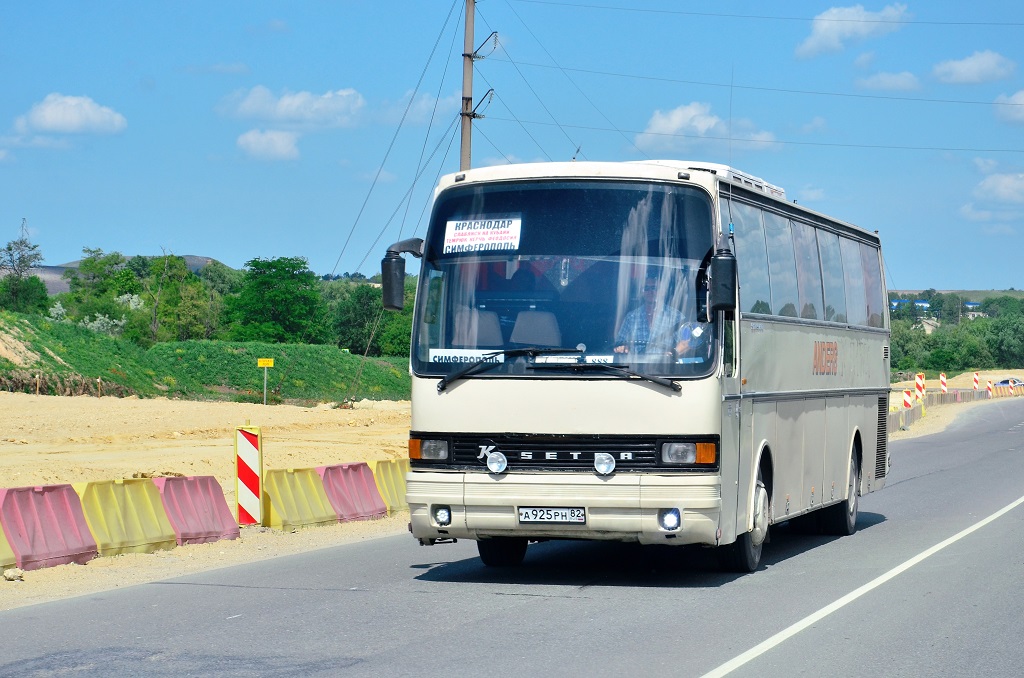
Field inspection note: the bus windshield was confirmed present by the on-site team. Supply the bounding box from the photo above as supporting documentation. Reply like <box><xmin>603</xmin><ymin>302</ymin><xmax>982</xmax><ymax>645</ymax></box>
<box><xmin>412</xmin><ymin>179</ymin><xmax>717</xmax><ymax>380</ymax></box>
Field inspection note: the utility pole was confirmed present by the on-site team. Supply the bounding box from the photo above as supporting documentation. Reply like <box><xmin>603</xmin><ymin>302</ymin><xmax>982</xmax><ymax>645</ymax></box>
<box><xmin>460</xmin><ymin>0</ymin><xmax>475</xmax><ymax>171</ymax></box>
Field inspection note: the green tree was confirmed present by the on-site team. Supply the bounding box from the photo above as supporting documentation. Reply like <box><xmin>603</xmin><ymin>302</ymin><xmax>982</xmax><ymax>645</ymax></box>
<box><xmin>0</xmin><ymin>275</ymin><xmax>48</xmax><ymax>313</ymax></box>
<box><xmin>228</xmin><ymin>256</ymin><xmax>329</xmax><ymax>343</ymax></box>
<box><xmin>198</xmin><ymin>260</ymin><xmax>244</xmax><ymax>296</ymax></box>
<box><xmin>0</xmin><ymin>223</ymin><xmax>47</xmax><ymax>313</ymax></box>
<box><xmin>335</xmin><ymin>284</ymin><xmax>384</xmax><ymax>355</ymax></box>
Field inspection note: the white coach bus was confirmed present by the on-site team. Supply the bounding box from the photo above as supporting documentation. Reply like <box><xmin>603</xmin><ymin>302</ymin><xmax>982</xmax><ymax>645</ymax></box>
<box><xmin>382</xmin><ymin>160</ymin><xmax>889</xmax><ymax>572</ymax></box>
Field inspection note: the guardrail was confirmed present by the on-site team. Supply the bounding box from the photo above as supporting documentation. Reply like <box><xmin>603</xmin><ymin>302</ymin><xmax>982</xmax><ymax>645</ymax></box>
<box><xmin>888</xmin><ymin>386</ymin><xmax>1017</xmax><ymax>433</ymax></box>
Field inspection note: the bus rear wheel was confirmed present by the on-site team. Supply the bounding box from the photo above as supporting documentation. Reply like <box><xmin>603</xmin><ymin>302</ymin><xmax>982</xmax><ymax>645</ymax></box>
<box><xmin>477</xmin><ymin>537</ymin><xmax>528</xmax><ymax>567</ymax></box>
<box><xmin>719</xmin><ymin>471</ymin><xmax>769</xmax><ymax>573</ymax></box>
<box><xmin>820</xmin><ymin>454</ymin><xmax>859</xmax><ymax>536</ymax></box>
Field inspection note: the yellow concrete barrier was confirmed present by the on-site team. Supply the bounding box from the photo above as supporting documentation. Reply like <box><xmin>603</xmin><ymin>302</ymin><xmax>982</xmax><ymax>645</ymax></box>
<box><xmin>1</xmin><ymin>527</ymin><xmax>15</xmax><ymax>569</ymax></box>
<box><xmin>73</xmin><ymin>479</ymin><xmax>177</xmax><ymax>557</ymax></box>
<box><xmin>262</xmin><ymin>468</ymin><xmax>338</xmax><ymax>530</ymax></box>
<box><xmin>367</xmin><ymin>459</ymin><xmax>410</xmax><ymax>514</ymax></box>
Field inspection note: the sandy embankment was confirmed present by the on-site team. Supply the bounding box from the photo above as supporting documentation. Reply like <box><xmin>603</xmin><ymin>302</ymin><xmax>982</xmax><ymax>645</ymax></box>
<box><xmin>2</xmin><ymin>368</ymin><xmax>1022</xmax><ymax>610</ymax></box>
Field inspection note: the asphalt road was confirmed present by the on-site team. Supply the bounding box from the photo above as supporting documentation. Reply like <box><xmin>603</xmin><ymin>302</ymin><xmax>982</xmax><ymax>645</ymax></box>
<box><xmin>3</xmin><ymin>398</ymin><xmax>1023</xmax><ymax>677</ymax></box>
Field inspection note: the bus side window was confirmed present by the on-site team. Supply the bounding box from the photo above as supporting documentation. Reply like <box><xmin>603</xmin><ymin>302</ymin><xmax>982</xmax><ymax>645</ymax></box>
<box><xmin>840</xmin><ymin>238</ymin><xmax>868</xmax><ymax>326</ymax></box>
<box><xmin>860</xmin><ymin>243</ymin><xmax>886</xmax><ymax>328</ymax></box>
<box><xmin>817</xmin><ymin>230</ymin><xmax>847</xmax><ymax>323</ymax></box>
<box><xmin>792</xmin><ymin>220</ymin><xmax>824</xmax><ymax>320</ymax></box>
<box><xmin>725</xmin><ymin>198</ymin><xmax>772</xmax><ymax>315</ymax></box>
<box><xmin>763</xmin><ymin>211</ymin><xmax>799</xmax><ymax>318</ymax></box>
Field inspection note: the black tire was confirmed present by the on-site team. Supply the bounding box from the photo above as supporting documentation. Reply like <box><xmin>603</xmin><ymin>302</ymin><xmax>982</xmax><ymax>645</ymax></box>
<box><xmin>718</xmin><ymin>468</ymin><xmax>769</xmax><ymax>573</ymax></box>
<box><xmin>477</xmin><ymin>537</ymin><xmax>528</xmax><ymax>567</ymax></box>
<box><xmin>820</xmin><ymin>454</ymin><xmax>859</xmax><ymax>536</ymax></box>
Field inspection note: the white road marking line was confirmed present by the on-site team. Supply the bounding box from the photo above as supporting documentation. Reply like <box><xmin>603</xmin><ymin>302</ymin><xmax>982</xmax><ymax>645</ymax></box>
<box><xmin>703</xmin><ymin>494</ymin><xmax>1024</xmax><ymax>678</ymax></box>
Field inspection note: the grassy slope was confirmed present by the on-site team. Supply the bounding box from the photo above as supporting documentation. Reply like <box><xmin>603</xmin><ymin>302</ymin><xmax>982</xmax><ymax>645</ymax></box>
<box><xmin>0</xmin><ymin>312</ymin><xmax>410</xmax><ymax>402</ymax></box>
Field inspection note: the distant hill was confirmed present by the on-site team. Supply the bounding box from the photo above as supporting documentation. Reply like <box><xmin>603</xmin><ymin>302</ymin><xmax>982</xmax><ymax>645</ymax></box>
<box><xmin>29</xmin><ymin>255</ymin><xmax>231</xmax><ymax>296</ymax></box>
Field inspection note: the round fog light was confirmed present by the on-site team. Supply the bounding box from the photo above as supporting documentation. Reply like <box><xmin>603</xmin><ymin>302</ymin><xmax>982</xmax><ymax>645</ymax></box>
<box><xmin>594</xmin><ymin>452</ymin><xmax>616</xmax><ymax>475</ymax></box>
<box><xmin>659</xmin><ymin>508</ymin><xmax>681</xmax><ymax>531</ymax></box>
<box><xmin>433</xmin><ymin>506</ymin><xmax>452</xmax><ymax>526</ymax></box>
<box><xmin>486</xmin><ymin>451</ymin><xmax>508</xmax><ymax>474</ymax></box>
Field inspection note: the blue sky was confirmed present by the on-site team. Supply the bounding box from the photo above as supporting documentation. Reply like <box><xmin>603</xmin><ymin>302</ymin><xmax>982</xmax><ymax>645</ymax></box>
<box><xmin>2</xmin><ymin>1</ymin><xmax>1023</xmax><ymax>291</ymax></box>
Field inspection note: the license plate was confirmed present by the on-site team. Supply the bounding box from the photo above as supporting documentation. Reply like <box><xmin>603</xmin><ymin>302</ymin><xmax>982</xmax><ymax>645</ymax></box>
<box><xmin>518</xmin><ymin>507</ymin><xmax>586</xmax><ymax>524</ymax></box>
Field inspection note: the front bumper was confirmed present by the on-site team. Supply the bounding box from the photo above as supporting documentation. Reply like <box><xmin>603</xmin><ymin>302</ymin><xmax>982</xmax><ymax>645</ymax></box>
<box><xmin>407</xmin><ymin>470</ymin><xmax>722</xmax><ymax>546</ymax></box>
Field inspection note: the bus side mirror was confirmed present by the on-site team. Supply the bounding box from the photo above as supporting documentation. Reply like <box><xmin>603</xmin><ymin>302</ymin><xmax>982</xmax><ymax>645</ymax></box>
<box><xmin>709</xmin><ymin>250</ymin><xmax>737</xmax><ymax>314</ymax></box>
<box><xmin>381</xmin><ymin>238</ymin><xmax>423</xmax><ymax>311</ymax></box>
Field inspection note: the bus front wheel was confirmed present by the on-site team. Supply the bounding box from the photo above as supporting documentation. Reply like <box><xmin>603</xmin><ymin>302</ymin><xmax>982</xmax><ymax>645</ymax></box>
<box><xmin>477</xmin><ymin>537</ymin><xmax>528</xmax><ymax>567</ymax></box>
<box><xmin>719</xmin><ymin>471</ymin><xmax>769</xmax><ymax>573</ymax></box>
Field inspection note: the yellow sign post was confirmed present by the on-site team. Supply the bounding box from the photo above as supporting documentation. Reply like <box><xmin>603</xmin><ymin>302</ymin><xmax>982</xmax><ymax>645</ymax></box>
<box><xmin>258</xmin><ymin>359</ymin><xmax>274</xmax><ymax>404</ymax></box>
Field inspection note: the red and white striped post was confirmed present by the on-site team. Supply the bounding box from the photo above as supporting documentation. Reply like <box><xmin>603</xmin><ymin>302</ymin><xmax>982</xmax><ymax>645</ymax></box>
<box><xmin>940</xmin><ymin>373</ymin><xmax>947</xmax><ymax>394</ymax></box>
<box><xmin>987</xmin><ymin>381</ymin><xmax>993</xmax><ymax>399</ymax></box>
<box><xmin>235</xmin><ymin>426</ymin><xmax>263</xmax><ymax>525</ymax></box>
<box><xmin>1011</xmin><ymin>381</ymin><xmax>1017</xmax><ymax>397</ymax></box>
<box><xmin>903</xmin><ymin>390</ymin><xmax>912</xmax><ymax>409</ymax></box>
<box><xmin>973</xmin><ymin>372</ymin><xmax>980</xmax><ymax>391</ymax></box>
<box><xmin>915</xmin><ymin>373</ymin><xmax>925</xmax><ymax>402</ymax></box>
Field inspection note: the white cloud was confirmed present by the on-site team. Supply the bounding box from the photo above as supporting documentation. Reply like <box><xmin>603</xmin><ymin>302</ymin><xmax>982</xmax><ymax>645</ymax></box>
<box><xmin>634</xmin><ymin>102</ymin><xmax>776</xmax><ymax>152</ymax></box>
<box><xmin>959</xmin><ymin>203</ymin><xmax>993</xmax><ymax>222</ymax></box>
<box><xmin>854</xmin><ymin>52</ymin><xmax>876</xmax><ymax>69</ymax></box>
<box><xmin>856</xmin><ymin>71</ymin><xmax>920</xmax><ymax>90</ymax></box>
<box><xmin>0</xmin><ymin>149</ymin><xmax>9</xmax><ymax>162</ymax></box>
<box><xmin>382</xmin><ymin>90</ymin><xmax>462</xmax><ymax>125</ymax></box>
<box><xmin>973</xmin><ymin>158</ymin><xmax>999</xmax><ymax>174</ymax></box>
<box><xmin>974</xmin><ymin>173</ymin><xmax>1024</xmax><ymax>203</ymax></box>
<box><xmin>223</xmin><ymin>85</ymin><xmax>365</xmax><ymax>127</ymax></box>
<box><xmin>934</xmin><ymin>51</ymin><xmax>1015</xmax><ymax>84</ymax></box>
<box><xmin>15</xmin><ymin>93</ymin><xmax>126</xmax><ymax>134</ymax></box>
<box><xmin>796</xmin><ymin>4</ymin><xmax>909</xmax><ymax>58</ymax></box>
<box><xmin>994</xmin><ymin>90</ymin><xmax>1024</xmax><ymax>124</ymax></box>
<box><xmin>237</xmin><ymin>129</ymin><xmax>299</xmax><ymax>160</ymax></box>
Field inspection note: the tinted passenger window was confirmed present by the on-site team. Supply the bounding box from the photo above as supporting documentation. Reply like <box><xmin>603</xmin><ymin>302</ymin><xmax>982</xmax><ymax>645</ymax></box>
<box><xmin>840</xmin><ymin>238</ymin><xmax>867</xmax><ymax>325</ymax></box>
<box><xmin>860</xmin><ymin>243</ymin><xmax>886</xmax><ymax>328</ymax></box>
<box><xmin>817</xmin><ymin>231</ymin><xmax>847</xmax><ymax>322</ymax></box>
<box><xmin>763</xmin><ymin>211</ymin><xmax>798</xmax><ymax>317</ymax></box>
<box><xmin>725</xmin><ymin>198</ymin><xmax>772</xmax><ymax>315</ymax></box>
<box><xmin>792</xmin><ymin>220</ymin><xmax>823</xmax><ymax>320</ymax></box>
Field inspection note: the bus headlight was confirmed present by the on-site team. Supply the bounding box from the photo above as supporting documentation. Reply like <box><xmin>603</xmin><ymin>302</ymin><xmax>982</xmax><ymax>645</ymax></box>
<box><xmin>410</xmin><ymin>439</ymin><xmax>449</xmax><ymax>460</ymax></box>
<box><xmin>662</xmin><ymin>442</ymin><xmax>696</xmax><ymax>464</ymax></box>
<box><xmin>661</xmin><ymin>442</ymin><xmax>716</xmax><ymax>466</ymax></box>
<box><xmin>594</xmin><ymin>453</ymin><xmax>616</xmax><ymax>475</ymax></box>
<box><xmin>486</xmin><ymin>451</ymin><xmax>508</xmax><ymax>474</ymax></box>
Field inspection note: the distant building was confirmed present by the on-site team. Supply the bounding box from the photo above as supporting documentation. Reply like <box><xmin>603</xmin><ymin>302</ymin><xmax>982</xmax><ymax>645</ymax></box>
<box><xmin>914</xmin><ymin>300</ymin><xmax>930</xmax><ymax>310</ymax></box>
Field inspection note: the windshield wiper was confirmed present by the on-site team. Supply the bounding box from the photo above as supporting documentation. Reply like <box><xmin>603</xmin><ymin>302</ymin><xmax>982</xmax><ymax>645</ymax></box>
<box><xmin>436</xmin><ymin>347</ymin><xmax>584</xmax><ymax>393</ymax></box>
<box><xmin>527</xmin><ymin>361</ymin><xmax>681</xmax><ymax>392</ymax></box>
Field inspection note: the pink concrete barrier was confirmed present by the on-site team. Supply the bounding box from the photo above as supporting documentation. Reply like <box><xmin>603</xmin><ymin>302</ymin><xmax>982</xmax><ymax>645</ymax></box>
<box><xmin>153</xmin><ymin>476</ymin><xmax>240</xmax><ymax>545</ymax></box>
<box><xmin>316</xmin><ymin>463</ymin><xmax>388</xmax><ymax>522</ymax></box>
<box><xmin>0</xmin><ymin>485</ymin><xmax>97</xmax><ymax>570</ymax></box>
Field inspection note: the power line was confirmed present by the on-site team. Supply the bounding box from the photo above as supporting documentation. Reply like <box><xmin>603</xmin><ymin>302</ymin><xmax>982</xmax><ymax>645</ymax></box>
<box><xmin>489</xmin><ymin>57</ymin><xmax>1024</xmax><ymax>109</ymax></box>
<box><xmin>501</xmin><ymin>0</ymin><xmax>648</xmax><ymax>159</ymax></box>
<box><xmin>508</xmin><ymin>0</ymin><xmax>1024</xmax><ymax>27</ymax></box>
<box><xmin>331</xmin><ymin>0</ymin><xmax>461</xmax><ymax>278</ymax></box>
<box><xmin>476</xmin><ymin>5</ymin><xmax>584</xmax><ymax>160</ymax></box>
<box><xmin>485</xmin><ymin>115</ymin><xmax>1024</xmax><ymax>154</ymax></box>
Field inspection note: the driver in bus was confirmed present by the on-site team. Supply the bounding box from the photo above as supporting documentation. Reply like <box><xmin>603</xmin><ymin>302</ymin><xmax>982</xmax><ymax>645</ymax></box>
<box><xmin>614</xmin><ymin>274</ymin><xmax>707</xmax><ymax>360</ymax></box>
